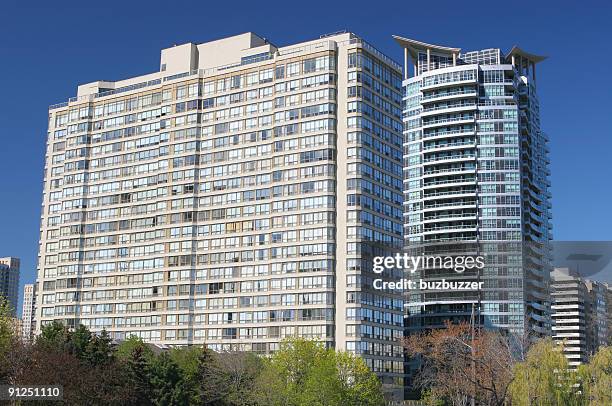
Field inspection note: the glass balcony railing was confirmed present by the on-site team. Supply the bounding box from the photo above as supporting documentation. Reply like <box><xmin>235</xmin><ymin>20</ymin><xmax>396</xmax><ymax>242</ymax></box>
<box><xmin>422</xmin><ymin>89</ymin><xmax>477</xmax><ymax>101</ymax></box>
<box><xmin>423</xmin><ymin>154</ymin><xmax>476</xmax><ymax>163</ymax></box>
<box><xmin>423</xmin><ymin>141</ymin><xmax>475</xmax><ymax>150</ymax></box>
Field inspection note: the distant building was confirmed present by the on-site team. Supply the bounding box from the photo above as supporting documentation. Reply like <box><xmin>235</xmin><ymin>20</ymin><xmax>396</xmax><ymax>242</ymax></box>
<box><xmin>584</xmin><ymin>280</ymin><xmax>608</xmax><ymax>353</ymax></box>
<box><xmin>550</xmin><ymin>268</ymin><xmax>609</xmax><ymax>367</ymax></box>
<box><xmin>21</xmin><ymin>283</ymin><xmax>36</xmax><ymax>342</ymax></box>
<box><xmin>605</xmin><ymin>283</ymin><xmax>612</xmax><ymax>346</ymax></box>
<box><xmin>0</xmin><ymin>257</ymin><xmax>20</xmax><ymax>315</ymax></box>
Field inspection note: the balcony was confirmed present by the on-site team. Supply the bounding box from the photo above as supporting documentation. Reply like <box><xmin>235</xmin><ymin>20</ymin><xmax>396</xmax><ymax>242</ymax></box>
<box><xmin>423</xmin><ymin>200</ymin><xmax>477</xmax><ymax>211</ymax></box>
<box><xmin>421</xmin><ymin>88</ymin><xmax>478</xmax><ymax>103</ymax></box>
<box><xmin>423</xmin><ymin>187</ymin><xmax>476</xmax><ymax>198</ymax></box>
<box><xmin>423</xmin><ymin>166</ymin><xmax>476</xmax><ymax>177</ymax></box>
<box><xmin>421</xmin><ymin>103</ymin><xmax>477</xmax><ymax>117</ymax></box>
<box><xmin>423</xmin><ymin>153</ymin><xmax>476</xmax><ymax>163</ymax></box>
<box><xmin>423</xmin><ymin>177</ymin><xmax>476</xmax><ymax>187</ymax></box>
<box><xmin>423</xmin><ymin>128</ymin><xmax>476</xmax><ymax>140</ymax></box>
<box><xmin>423</xmin><ymin>140</ymin><xmax>476</xmax><ymax>151</ymax></box>
<box><xmin>422</xmin><ymin>115</ymin><xmax>475</xmax><ymax>130</ymax></box>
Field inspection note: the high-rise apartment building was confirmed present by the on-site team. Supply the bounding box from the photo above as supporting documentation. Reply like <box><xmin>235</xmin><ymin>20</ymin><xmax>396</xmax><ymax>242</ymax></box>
<box><xmin>606</xmin><ymin>283</ymin><xmax>612</xmax><ymax>346</ymax></box>
<box><xmin>551</xmin><ymin>268</ymin><xmax>589</xmax><ymax>366</ymax></box>
<box><xmin>37</xmin><ymin>32</ymin><xmax>405</xmax><ymax>395</ymax></box>
<box><xmin>584</xmin><ymin>279</ymin><xmax>608</xmax><ymax>353</ymax></box>
<box><xmin>551</xmin><ymin>268</ymin><xmax>609</xmax><ymax>366</ymax></box>
<box><xmin>0</xmin><ymin>257</ymin><xmax>20</xmax><ymax>315</ymax></box>
<box><xmin>395</xmin><ymin>36</ymin><xmax>552</xmax><ymax>337</ymax></box>
<box><xmin>21</xmin><ymin>283</ymin><xmax>36</xmax><ymax>342</ymax></box>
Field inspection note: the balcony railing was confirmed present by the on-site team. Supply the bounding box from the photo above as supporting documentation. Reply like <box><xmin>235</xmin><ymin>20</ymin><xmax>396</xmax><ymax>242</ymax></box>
<box><xmin>423</xmin><ymin>154</ymin><xmax>476</xmax><ymax>163</ymax></box>
<box><xmin>422</xmin><ymin>89</ymin><xmax>477</xmax><ymax>101</ymax></box>
<box><xmin>423</xmin><ymin>141</ymin><xmax>476</xmax><ymax>151</ymax></box>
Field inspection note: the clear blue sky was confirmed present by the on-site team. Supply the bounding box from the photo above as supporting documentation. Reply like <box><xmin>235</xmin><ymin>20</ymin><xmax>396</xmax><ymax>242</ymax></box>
<box><xmin>1</xmin><ymin>0</ymin><xmax>611</xmax><ymax>312</ymax></box>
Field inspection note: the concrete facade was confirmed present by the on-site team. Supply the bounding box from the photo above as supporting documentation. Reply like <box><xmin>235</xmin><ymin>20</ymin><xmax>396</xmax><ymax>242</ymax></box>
<box><xmin>21</xmin><ymin>283</ymin><xmax>36</xmax><ymax>342</ymax></box>
<box><xmin>551</xmin><ymin>268</ymin><xmax>609</xmax><ymax>367</ymax></box>
<box><xmin>39</xmin><ymin>32</ymin><xmax>405</xmax><ymax>396</ymax></box>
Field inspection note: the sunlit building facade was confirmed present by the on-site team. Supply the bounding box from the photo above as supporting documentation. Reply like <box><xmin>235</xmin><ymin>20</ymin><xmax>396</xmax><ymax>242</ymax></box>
<box><xmin>21</xmin><ymin>283</ymin><xmax>36</xmax><ymax>342</ymax></box>
<box><xmin>551</xmin><ymin>268</ymin><xmax>609</xmax><ymax>367</ymax></box>
<box><xmin>37</xmin><ymin>32</ymin><xmax>405</xmax><ymax>396</ymax></box>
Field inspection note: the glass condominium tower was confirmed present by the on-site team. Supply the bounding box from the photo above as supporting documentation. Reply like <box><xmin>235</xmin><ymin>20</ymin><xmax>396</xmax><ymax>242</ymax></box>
<box><xmin>37</xmin><ymin>32</ymin><xmax>405</xmax><ymax>395</ymax></box>
<box><xmin>395</xmin><ymin>36</ymin><xmax>552</xmax><ymax>337</ymax></box>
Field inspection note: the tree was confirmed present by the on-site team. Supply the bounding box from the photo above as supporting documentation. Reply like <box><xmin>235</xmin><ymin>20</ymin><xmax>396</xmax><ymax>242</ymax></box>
<box><xmin>36</xmin><ymin>320</ymin><xmax>68</xmax><ymax>350</ymax></box>
<box><xmin>253</xmin><ymin>338</ymin><xmax>384</xmax><ymax>406</ymax></box>
<box><xmin>403</xmin><ymin>321</ymin><xmax>521</xmax><ymax>406</ymax></box>
<box><xmin>0</xmin><ymin>296</ymin><xmax>18</xmax><ymax>383</ymax></box>
<box><xmin>115</xmin><ymin>336</ymin><xmax>155</xmax><ymax>405</ymax></box>
<box><xmin>8</xmin><ymin>342</ymin><xmax>133</xmax><ymax>404</ymax></box>
<box><xmin>334</xmin><ymin>351</ymin><xmax>384</xmax><ymax>406</ymax></box>
<box><xmin>0</xmin><ymin>296</ymin><xmax>14</xmax><ymax>354</ymax></box>
<box><xmin>216</xmin><ymin>352</ymin><xmax>265</xmax><ymax>406</ymax></box>
<box><xmin>148</xmin><ymin>352</ymin><xmax>190</xmax><ymax>406</ymax></box>
<box><xmin>115</xmin><ymin>335</ymin><xmax>154</xmax><ymax>361</ymax></box>
<box><xmin>509</xmin><ymin>338</ymin><xmax>581</xmax><ymax>406</ymax></box>
<box><xmin>253</xmin><ymin>338</ymin><xmax>334</xmax><ymax>406</ymax></box>
<box><xmin>67</xmin><ymin>324</ymin><xmax>92</xmax><ymax>358</ymax></box>
<box><xmin>577</xmin><ymin>346</ymin><xmax>612</xmax><ymax>406</ymax></box>
<box><xmin>84</xmin><ymin>328</ymin><xmax>114</xmax><ymax>366</ymax></box>
<box><xmin>196</xmin><ymin>346</ymin><xmax>232</xmax><ymax>405</ymax></box>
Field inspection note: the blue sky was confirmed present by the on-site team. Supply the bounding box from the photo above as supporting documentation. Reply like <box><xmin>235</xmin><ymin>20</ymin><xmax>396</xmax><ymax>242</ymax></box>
<box><xmin>1</xmin><ymin>0</ymin><xmax>611</xmax><ymax>312</ymax></box>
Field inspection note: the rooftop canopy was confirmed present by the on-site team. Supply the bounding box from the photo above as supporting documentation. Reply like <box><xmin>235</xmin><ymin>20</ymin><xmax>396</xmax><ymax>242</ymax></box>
<box><xmin>392</xmin><ymin>35</ymin><xmax>461</xmax><ymax>59</ymax></box>
<box><xmin>507</xmin><ymin>46</ymin><xmax>547</xmax><ymax>64</ymax></box>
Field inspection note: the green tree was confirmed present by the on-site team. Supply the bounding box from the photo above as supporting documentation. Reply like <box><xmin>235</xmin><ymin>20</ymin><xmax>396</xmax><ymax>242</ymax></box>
<box><xmin>578</xmin><ymin>346</ymin><xmax>612</xmax><ymax>406</ymax></box>
<box><xmin>509</xmin><ymin>339</ymin><xmax>581</xmax><ymax>406</ymax></box>
<box><xmin>170</xmin><ymin>345</ymin><xmax>203</xmax><ymax>378</ymax></box>
<box><xmin>117</xmin><ymin>336</ymin><xmax>155</xmax><ymax>405</ymax></box>
<box><xmin>196</xmin><ymin>346</ymin><xmax>232</xmax><ymax>405</ymax></box>
<box><xmin>67</xmin><ymin>324</ymin><xmax>92</xmax><ymax>357</ymax></box>
<box><xmin>84</xmin><ymin>328</ymin><xmax>114</xmax><ymax>366</ymax></box>
<box><xmin>36</xmin><ymin>320</ymin><xmax>68</xmax><ymax>350</ymax></box>
<box><xmin>334</xmin><ymin>350</ymin><xmax>385</xmax><ymax>406</ymax></box>
<box><xmin>116</xmin><ymin>335</ymin><xmax>154</xmax><ymax>361</ymax></box>
<box><xmin>0</xmin><ymin>296</ymin><xmax>17</xmax><ymax>383</ymax></box>
<box><xmin>0</xmin><ymin>297</ymin><xmax>14</xmax><ymax>354</ymax></box>
<box><xmin>148</xmin><ymin>352</ymin><xmax>190</xmax><ymax>406</ymax></box>
<box><xmin>254</xmin><ymin>338</ymin><xmax>384</xmax><ymax>406</ymax></box>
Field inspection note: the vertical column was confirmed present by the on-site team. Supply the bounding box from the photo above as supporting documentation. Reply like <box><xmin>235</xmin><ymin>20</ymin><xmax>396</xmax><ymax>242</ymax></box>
<box><xmin>453</xmin><ymin>52</ymin><xmax>457</xmax><ymax>66</ymax></box>
<box><xmin>404</xmin><ymin>47</ymin><xmax>409</xmax><ymax>79</ymax></box>
<box><xmin>426</xmin><ymin>48</ymin><xmax>431</xmax><ymax>72</ymax></box>
<box><xmin>334</xmin><ymin>43</ymin><xmax>350</xmax><ymax>352</ymax></box>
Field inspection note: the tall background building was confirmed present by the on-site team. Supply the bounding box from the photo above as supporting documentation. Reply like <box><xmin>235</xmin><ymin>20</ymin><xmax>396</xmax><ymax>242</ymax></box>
<box><xmin>0</xmin><ymin>257</ymin><xmax>20</xmax><ymax>315</ymax></box>
<box><xmin>550</xmin><ymin>267</ymin><xmax>589</xmax><ymax>366</ymax></box>
<box><xmin>37</xmin><ymin>32</ymin><xmax>405</xmax><ymax>396</ymax></box>
<box><xmin>21</xmin><ymin>283</ymin><xmax>36</xmax><ymax>342</ymax></box>
<box><xmin>607</xmin><ymin>283</ymin><xmax>612</xmax><ymax>346</ymax></box>
<box><xmin>551</xmin><ymin>267</ymin><xmax>609</xmax><ymax>367</ymax></box>
<box><xmin>584</xmin><ymin>279</ymin><xmax>608</xmax><ymax>354</ymax></box>
<box><xmin>395</xmin><ymin>36</ymin><xmax>553</xmax><ymax>337</ymax></box>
